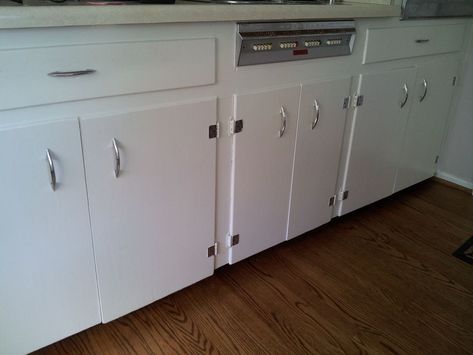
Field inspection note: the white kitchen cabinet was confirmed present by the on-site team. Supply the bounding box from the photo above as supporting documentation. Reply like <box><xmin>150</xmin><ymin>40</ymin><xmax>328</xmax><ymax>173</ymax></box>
<box><xmin>81</xmin><ymin>98</ymin><xmax>217</xmax><ymax>322</ymax></box>
<box><xmin>287</xmin><ymin>77</ymin><xmax>351</xmax><ymax>240</ymax></box>
<box><xmin>0</xmin><ymin>38</ymin><xmax>215</xmax><ymax>111</ymax></box>
<box><xmin>339</xmin><ymin>68</ymin><xmax>416</xmax><ymax>215</ymax></box>
<box><xmin>0</xmin><ymin>119</ymin><xmax>100</xmax><ymax>355</ymax></box>
<box><xmin>395</xmin><ymin>58</ymin><xmax>459</xmax><ymax>192</ymax></box>
<box><xmin>363</xmin><ymin>23</ymin><xmax>466</xmax><ymax>64</ymax></box>
<box><xmin>229</xmin><ymin>85</ymin><xmax>300</xmax><ymax>264</ymax></box>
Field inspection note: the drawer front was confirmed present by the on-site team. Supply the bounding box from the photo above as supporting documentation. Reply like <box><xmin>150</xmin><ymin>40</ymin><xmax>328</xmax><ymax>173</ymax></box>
<box><xmin>0</xmin><ymin>38</ymin><xmax>215</xmax><ymax>110</ymax></box>
<box><xmin>363</xmin><ymin>24</ymin><xmax>466</xmax><ymax>64</ymax></box>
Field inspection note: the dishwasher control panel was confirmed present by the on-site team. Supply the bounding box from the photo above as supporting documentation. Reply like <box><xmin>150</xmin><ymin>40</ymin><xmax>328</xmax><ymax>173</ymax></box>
<box><xmin>236</xmin><ymin>21</ymin><xmax>356</xmax><ymax>66</ymax></box>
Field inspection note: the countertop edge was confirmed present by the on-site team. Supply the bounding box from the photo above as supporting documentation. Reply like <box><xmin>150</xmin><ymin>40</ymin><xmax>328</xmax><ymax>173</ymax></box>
<box><xmin>0</xmin><ymin>4</ymin><xmax>401</xmax><ymax>29</ymax></box>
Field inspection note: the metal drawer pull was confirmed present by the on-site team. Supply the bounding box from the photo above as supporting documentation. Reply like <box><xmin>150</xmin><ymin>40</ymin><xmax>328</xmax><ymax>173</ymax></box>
<box><xmin>312</xmin><ymin>98</ymin><xmax>320</xmax><ymax>130</ymax></box>
<box><xmin>400</xmin><ymin>83</ymin><xmax>409</xmax><ymax>108</ymax></box>
<box><xmin>112</xmin><ymin>138</ymin><xmax>120</xmax><ymax>178</ymax></box>
<box><xmin>48</xmin><ymin>69</ymin><xmax>96</xmax><ymax>77</ymax></box>
<box><xmin>415</xmin><ymin>39</ymin><xmax>430</xmax><ymax>43</ymax></box>
<box><xmin>45</xmin><ymin>149</ymin><xmax>56</xmax><ymax>191</ymax></box>
<box><xmin>279</xmin><ymin>106</ymin><xmax>287</xmax><ymax>138</ymax></box>
<box><xmin>419</xmin><ymin>79</ymin><xmax>428</xmax><ymax>102</ymax></box>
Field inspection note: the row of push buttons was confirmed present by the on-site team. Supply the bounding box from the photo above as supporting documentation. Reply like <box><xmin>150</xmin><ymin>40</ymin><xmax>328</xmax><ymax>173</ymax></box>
<box><xmin>280</xmin><ymin>42</ymin><xmax>298</xmax><ymax>49</ymax></box>
<box><xmin>252</xmin><ymin>43</ymin><xmax>272</xmax><ymax>51</ymax></box>
<box><xmin>326</xmin><ymin>39</ymin><xmax>343</xmax><ymax>45</ymax></box>
<box><xmin>304</xmin><ymin>40</ymin><xmax>321</xmax><ymax>47</ymax></box>
<box><xmin>252</xmin><ymin>38</ymin><xmax>343</xmax><ymax>52</ymax></box>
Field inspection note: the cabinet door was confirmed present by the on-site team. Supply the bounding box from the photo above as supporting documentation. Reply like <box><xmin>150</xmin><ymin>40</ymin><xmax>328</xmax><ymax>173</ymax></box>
<box><xmin>230</xmin><ymin>86</ymin><xmax>300</xmax><ymax>264</ymax></box>
<box><xmin>395</xmin><ymin>58</ymin><xmax>459</xmax><ymax>192</ymax></box>
<box><xmin>81</xmin><ymin>99</ymin><xmax>216</xmax><ymax>322</ymax></box>
<box><xmin>339</xmin><ymin>68</ymin><xmax>416</xmax><ymax>215</ymax></box>
<box><xmin>288</xmin><ymin>77</ymin><xmax>351</xmax><ymax>240</ymax></box>
<box><xmin>0</xmin><ymin>119</ymin><xmax>100</xmax><ymax>355</ymax></box>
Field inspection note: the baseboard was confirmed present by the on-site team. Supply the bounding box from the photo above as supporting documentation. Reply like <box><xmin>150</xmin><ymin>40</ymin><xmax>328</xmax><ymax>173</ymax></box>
<box><xmin>435</xmin><ymin>171</ymin><xmax>473</xmax><ymax>192</ymax></box>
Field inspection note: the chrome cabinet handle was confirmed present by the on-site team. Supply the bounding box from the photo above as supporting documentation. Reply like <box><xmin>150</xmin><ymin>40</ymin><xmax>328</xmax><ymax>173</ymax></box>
<box><xmin>45</xmin><ymin>149</ymin><xmax>56</xmax><ymax>191</ymax></box>
<box><xmin>400</xmin><ymin>83</ymin><xmax>409</xmax><ymax>108</ymax></box>
<box><xmin>48</xmin><ymin>69</ymin><xmax>96</xmax><ymax>77</ymax></box>
<box><xmin>112</xmin><ymin>138</ymin><xmax>120</xmax><ymax>178</ymax></box>
<box><xmin>278</xmin><ymin>106</ymin><xmax>287</xmax><ymax>138</ymax></box>
<box><xmin>415</xmin><ymin>39</ymin><xmax>430</xmax><ymax>44</ymax></box>
<box><xmin>312</xmin><ymin>98</ymin><xmax>320</xmax><ymax>130</ymax></box>
<box><xmin>419</xmin><ymin>79</ymin><xmax>428</xmax><ymax>102</ymax></box>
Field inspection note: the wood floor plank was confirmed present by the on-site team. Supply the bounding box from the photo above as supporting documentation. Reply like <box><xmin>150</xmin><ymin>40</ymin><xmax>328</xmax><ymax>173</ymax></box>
<box><xmin>278</xmin><ymin>228</ymin><xmax>447</xmax><ymax>354</ymax></box>
<box><xmin>34</xmin><ymin>179</ymin><xmax>473</xmax><ymax>355</ymax></box>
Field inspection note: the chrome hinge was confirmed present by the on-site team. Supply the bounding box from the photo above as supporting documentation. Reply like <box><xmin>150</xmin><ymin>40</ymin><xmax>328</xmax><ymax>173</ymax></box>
<box><xmin>452</xmin><ymin>76</ymin><xmax>457</xmax><ymax>86</ymax></box>
<box><xmin>435</xmin><ymin>155</ymin><xmax>439</xmax><ymax>164</ymax></box>
<box><xmin>338</xmin><ymin>190</ymin><xmax>349</xmax><ymax>201</ymax></box>
<box><xmin>229</xmin><ymin>118</ymin><xmax>244</xmax><ymax>136</ymax></box>
<box><xmin>208</xmin><ymin>242</ymin><xmax>218</xmax><ymax>257</ymax></box>
<box><xmin>352</xmin><ymin>94</ymin><xmax>364</xmax><ymax>108</ymax></box>
<box><xmin>343</xmin><ymin>96</ymin><xmax>350</xmax><ymax>109</ymax></box>
<box><xmin>355</xmin><ymin>95</ymin><xmax>364</xmax><ymax>107</ymax></box>
<box><xmin>209</xmin><ymin>122</ymin><xmax>220</xmax><ymax>139</ymax></box>
<box><xmin>228</xmin><ymin>234</ymin><xmax>240</xmax><ymax>247</ymax></box>
<box><xmin>329</xmin><ymin>195</ymin><xmax>336</xmax><ymax>206</ymax></box>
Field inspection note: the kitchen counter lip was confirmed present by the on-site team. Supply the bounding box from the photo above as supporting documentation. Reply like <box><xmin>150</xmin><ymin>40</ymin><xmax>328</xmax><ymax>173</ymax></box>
<box><xmin>0</xmin><ymin>3</ymin><xmax>401</xmax><ymax>29</ymax></box>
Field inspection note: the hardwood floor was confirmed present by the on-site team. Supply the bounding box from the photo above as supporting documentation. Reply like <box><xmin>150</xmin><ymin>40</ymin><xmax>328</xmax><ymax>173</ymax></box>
<box><xmin>35</xmin><ymin>179</ymin><xmax>473</xmax><ymax>355</ymax></box>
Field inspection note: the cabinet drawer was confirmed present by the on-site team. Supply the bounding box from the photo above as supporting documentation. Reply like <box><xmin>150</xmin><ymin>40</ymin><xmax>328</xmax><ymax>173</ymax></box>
<box><xmin>363</xmin><ymin>24</ymin><xmax>466</xmax><ymax>64</ymax></box>
<box><xmin>0</xmin><ymin>38</ymin><xmax>215</xmax><ymax>110</ymax></box>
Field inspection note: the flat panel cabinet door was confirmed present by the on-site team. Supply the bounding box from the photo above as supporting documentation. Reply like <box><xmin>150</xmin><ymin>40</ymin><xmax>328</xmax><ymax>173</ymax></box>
<box><xmin>230</xmin><ymin>86</ymin><xmax>300</xmax><ymax>264</ymax></box>
<box><xmin>0</xmin><ymin>119</ymin><xmax>100</xmax><ymax>355</ymax></box>
<box><xmin>340</xmin><ymin>68</ymin><xmax>416</xmax><ymax>215</ymax></box>
<box><xmin>288</xmin><ymin>78</ymin><xmax>351</xmax><ymax>240</ymax></box>
<box><xmin>395</xmin><ymin>59</ymin><xmax>459</xmax><ymax>192</ymax></box>
<box><xmin>81</xmin><ymin>99</ymin><xmax>216</xmax><ymax>322</ymax></box>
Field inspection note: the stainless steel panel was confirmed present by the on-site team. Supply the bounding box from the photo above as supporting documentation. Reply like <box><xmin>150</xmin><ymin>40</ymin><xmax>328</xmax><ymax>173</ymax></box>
<box><xmin>402</xmin><ymin>0</ymin><xmax>473</xmax><ymax>19</ymax></box>
<box><xmin>187</xmin><ymin>0</ymin><xmax>329</xmax><ymax>3</ymax></box>
<box><xmin>236</xmin><ymin>21</ymin><xmax>355</xmax><ymax>66</ymax></box>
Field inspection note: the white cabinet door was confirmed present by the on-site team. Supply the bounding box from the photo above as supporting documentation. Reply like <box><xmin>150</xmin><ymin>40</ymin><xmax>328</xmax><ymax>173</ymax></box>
<box><xmin>230</xmin><ymin>86</ymin><xmax>300</xmax><ymax>264</ymax></box>
<box><xmin>81</xmin><ymin>99</ymin><xmax>216</xmax><ymax>322</ymax></box>
<box><xmin>395</xmin><ymin>58</ymin><xmax>459</xmax><ymax>192</ymax></box>
<box><xmin>288</xmin><ymin>77</ymin><xmax>351</xmax><ymax>240</ymax></box>
<box><xmin>0</xmin><ymin>119</ymin><xmax>100</xmax><ymax>355</ymax></box>
<box><xmin>339</xmin><ymin>68</ymin><xmax>416</xmax><ymax>215</ymax></box>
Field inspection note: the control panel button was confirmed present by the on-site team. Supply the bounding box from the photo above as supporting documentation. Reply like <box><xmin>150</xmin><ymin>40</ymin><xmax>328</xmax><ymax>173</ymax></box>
<box><xmin>280</xmin><ymin>42</ymin><xmax>298</xmax><ymax>49</ymax></box>
<box><xmin>304</xmin><ymin>40</ymin><xmax>321</xmax><ymax>47</ymax></box>
<box><xmin>253</xmin><ymin>43</ymin><xmax>273</xmax><ymax>51</ymax></box>
<box><xmin>326</xmin><ymin>39</ymin><xmax>342</xmax><ymax>45</ymax></box>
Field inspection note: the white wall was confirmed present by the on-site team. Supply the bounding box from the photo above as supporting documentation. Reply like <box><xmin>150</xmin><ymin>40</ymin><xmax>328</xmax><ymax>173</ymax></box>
<box><xmin>438</xmin><ymin>29</ymin><xmax>473</xmax><ymax>190</ymax></box>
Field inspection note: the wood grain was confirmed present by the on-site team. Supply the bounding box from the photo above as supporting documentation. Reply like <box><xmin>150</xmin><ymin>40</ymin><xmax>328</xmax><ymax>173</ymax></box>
<box><xmin>34</xmin><ymin>179</ymin><xmax>473</xmax><ymax>355</ymax></box>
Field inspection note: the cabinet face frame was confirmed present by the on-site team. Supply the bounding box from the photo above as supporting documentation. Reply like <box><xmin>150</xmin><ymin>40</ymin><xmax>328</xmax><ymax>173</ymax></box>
<box><xmin>0</xmin><ymin>118</ymin><xmax>101</xmax><ymax>355</ymax></box>
<box><xmin>80</xmin><ymin>98</ymin><xmax>217</xmax><ymax>322</ymax></box>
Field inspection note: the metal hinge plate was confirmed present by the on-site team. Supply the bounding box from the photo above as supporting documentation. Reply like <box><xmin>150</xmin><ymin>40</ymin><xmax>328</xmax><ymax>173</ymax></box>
<box><xmin>343</xmin><ymin>97</ymin><xmax>350</xmax><ymax>109</ymax></box>
<box><xmin>329</xmin><ymin>195</ymin><xmax>336</xmax><ymax>206</ymax></box>
<box><xmin>435</xmin><ymin>155</ymin><xmax>439</xmax><ymax>164</ymax></box>
<box><xmin>208</xmin><ymin>242</ymin><xmax>218</xmax><ymax>257</ymax></box>
<box><xmin>209</xmin><ymin>122</ymin><xmax>220</xmax><ymax>139</ymax></box>
<box><xmin>453</xmin><ymin>76</ymin><xmax>457</xmax><ymax>86</ymax></box>
<box><xmin>229</xmin><ymin>119</ymin><xmax>243</xmax><ymax>135</ymax></box>
<box><xmin>228</xmin><ymin>234</ymin><xmax>240</xmax><ymax>247</ymax></box>
<box><xmin>355</xmin><ymin>95</ymin><xmax>364</xmax><ymax>107</ymax></box>
<box><xmin>338</xmin><ymin>190</ymin><xmax>349</xmax><ymax>201</ymax></box>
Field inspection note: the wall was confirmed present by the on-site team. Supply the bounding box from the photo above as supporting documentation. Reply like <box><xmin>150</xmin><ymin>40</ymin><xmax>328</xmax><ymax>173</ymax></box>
<box><xmin>438</xmin><ymin>28</ymin><xmax>473</xmax><ymax>190</ymax></box>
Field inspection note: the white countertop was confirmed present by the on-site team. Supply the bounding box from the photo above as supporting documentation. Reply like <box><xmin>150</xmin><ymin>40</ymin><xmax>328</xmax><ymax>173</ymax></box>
<box><xmin>0</xmin><ymin>2</ymin><xmax>400</xmax><ymax>29</ymax></box>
